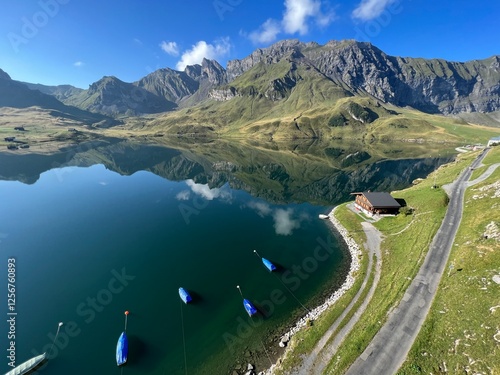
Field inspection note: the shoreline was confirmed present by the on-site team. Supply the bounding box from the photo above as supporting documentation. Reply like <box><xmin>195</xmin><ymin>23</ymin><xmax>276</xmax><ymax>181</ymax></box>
<box><xmin>259</xmin><ymin>205</ymin><xmax>362</xmax><ymax>375</ymax></box>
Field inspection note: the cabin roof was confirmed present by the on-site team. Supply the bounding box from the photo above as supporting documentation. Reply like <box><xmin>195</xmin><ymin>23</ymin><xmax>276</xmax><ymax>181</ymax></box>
<box><xmin>352</xmin><ymin>192</ymin><xmax>401</xmax><ymax>208</ymax></box>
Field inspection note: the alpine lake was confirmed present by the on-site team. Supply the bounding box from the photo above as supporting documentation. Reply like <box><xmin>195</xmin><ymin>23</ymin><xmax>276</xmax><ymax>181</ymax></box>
<box><xmin>0</xmin><ymin>137</ymin><xmax>456</xmax><ymax>374</ymax></box>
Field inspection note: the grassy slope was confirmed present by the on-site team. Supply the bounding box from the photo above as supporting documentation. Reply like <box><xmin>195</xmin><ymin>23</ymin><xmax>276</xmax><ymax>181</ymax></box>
<box><xmin>129</xmin><ymin>62</ymin><xmax>500</xmax><ymax>144</ymax></box>
<box><xmin>123</xmin><ymin>53</ymin><xmax>500</xmax><ymax>143</ymax></box>
<box><xmin>323</xmin><ymin>149</ymin><xmax>499</xmax><ymax>374</ymax></box>
<box><xmin>274</xmin><ymin>147</ymin><xmax>489</xmax><ymax>374</ymax></box>
<box><xmin>398</xmin><ymin>147</ymin><xmax>500</xmax><ymax>375</ymax></box>
<box><xmin>0</xmin><ymin>107</ymin><xmax>99</xmax><ymax>153</ymax></box>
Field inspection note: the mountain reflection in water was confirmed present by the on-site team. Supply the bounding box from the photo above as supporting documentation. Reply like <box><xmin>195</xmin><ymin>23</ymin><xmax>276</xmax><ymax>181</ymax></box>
<box><xmin>0</xmin><ymin>137</ymin><xmax>455</xmax><ymax>205</ymax></box>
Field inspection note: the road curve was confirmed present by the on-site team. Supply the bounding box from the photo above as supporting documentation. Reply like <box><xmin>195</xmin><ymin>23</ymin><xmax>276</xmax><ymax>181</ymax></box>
<box><xmin>345</xmin><ymin>148</ymin><xmax>490</xmax><ymax>375</ymax></box>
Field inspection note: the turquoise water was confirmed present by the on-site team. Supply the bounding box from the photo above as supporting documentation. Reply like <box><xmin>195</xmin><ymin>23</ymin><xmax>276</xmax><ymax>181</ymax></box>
<box><xmin>0</xmin><ymin>164</ymin><xmax>345</xmax><ymax>374</ymax></box>
<box><xmin>0</xmin><ymin>139</ymin><xmax>453</xmax><ymax>374</ymax></box>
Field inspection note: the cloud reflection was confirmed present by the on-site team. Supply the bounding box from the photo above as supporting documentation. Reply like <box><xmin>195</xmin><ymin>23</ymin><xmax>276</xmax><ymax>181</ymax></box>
<box><xmin>273</xmin><ymin>208</ymin><xmax>301</xmax><ymax>235</ymax></box>
<box><xmin>247</xmin><ymin>201</ymin><xmax>273</xmax><ymax>217</ymax></box>
<box><xmin>247</xmin><ymin>200</ymin><xmax>304</xmax><ymax>236</ymax></box>
<box><xmin>176</xmin><ymin>190</ymin><xmax>190</xmax><ymax>201</ymax></box>
<box><xmin>182</xmin><ymin>180</ymin><xmax>232</xmax><ymax>201</ymax></box>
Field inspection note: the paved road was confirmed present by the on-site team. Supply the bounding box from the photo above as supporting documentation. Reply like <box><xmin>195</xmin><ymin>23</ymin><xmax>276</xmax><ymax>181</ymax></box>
<box><xmin>290</xmin><ymin>222</ymin><xmax>382</xmax><ymax>375</ymax></box>
<box><xmin>345</xmin><ymin>148</ymin><xmax>490</xmax><ymax>375</ymax></box>
<box><xmin>467</xmin><ymin>162</ymin><xmax>500</xmax><ymax>187</ymax></box>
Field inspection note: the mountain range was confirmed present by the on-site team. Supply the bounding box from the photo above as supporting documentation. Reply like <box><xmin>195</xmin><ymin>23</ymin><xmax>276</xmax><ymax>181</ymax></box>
<box><xmin>2</xmin><ymin>39</ymin><xmax>500</xmax><ymax>132</ymax></box>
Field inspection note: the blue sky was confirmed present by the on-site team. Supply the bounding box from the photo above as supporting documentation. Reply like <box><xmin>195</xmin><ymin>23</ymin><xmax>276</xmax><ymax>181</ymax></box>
<box><xmin>1</xmin><ymin>0</ymin><xmax>499</xmax><ymax>88</ymax></box>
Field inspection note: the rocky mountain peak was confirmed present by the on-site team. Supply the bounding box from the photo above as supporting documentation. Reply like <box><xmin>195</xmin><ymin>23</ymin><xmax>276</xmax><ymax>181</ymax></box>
<box><xmin>0</xmin><ymin>68</ymin><xmax>12</xmax><ymax>80</ymax></box>
<box><xmin>226</xmin><ymin>39</ymin><xmax>306</xmax><ymax>81</ymax></box>
<box><xmin>135</xmin><ymin>68</ymin><xmax>199</xmax><ymax>103</ymax></box>
<box><xmin>200</xmin><ymin>58</ymin><xmax>227</xmax><ymax>85</ymax></box>
<box><xmin>87</xmin><ymin>76</ymin><xmax>123</xmax><ymax>95</ymax></box>
<box><xmin>185</xmin><ymin>64</ymin><xmax>202</xmax><ymax>80</ymax></box>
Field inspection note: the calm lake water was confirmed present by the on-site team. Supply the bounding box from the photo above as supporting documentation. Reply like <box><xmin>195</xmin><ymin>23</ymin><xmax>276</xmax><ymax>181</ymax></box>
<box><xmin>0</xmin><ymin>139</ymin><xmax>454</xmax><ymax>374</ymax></box>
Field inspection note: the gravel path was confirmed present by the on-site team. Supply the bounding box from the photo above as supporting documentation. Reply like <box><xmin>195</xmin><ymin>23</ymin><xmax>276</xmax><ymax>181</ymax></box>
<box><xmin>288</xmin><ymin>221</ymin><xmax>382</xmax><ymax>375</ymax></box>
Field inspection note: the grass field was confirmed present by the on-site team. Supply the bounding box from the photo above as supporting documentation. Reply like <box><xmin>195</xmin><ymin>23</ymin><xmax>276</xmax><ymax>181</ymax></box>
<box><xmin>0</xmin><ymin>107</ymin><xmax>98</xmax><ymax>153</ymax></box>
<box><xmin>273</xmin><ymin>146</ymin><xmax>494</xmax><ymax>374</ymax></box>
<box><xmin>398</xmin><ymin>147</ymin><xmax>500</xmax><ymax>375</ymax></box>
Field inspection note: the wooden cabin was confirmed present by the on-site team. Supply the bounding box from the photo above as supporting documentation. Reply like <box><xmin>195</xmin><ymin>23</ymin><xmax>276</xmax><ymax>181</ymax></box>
<box><xmin>352</xmin><ymin>191</ymin><xmax>401</xmax><ymax>216</ymax></box>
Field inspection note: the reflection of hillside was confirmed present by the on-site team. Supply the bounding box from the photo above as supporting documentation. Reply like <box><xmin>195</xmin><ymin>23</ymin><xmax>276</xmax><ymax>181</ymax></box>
<box><xmin>0</xmin><ymin>137</ymin><xmax>455</xmax><ymax>205</ymax></box>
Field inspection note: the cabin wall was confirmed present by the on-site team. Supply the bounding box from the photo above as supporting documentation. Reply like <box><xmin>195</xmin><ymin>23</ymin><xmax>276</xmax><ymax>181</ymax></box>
<box><xmin>355</xmin><ymin>194</ymin><xmax>374</xmax><ymax>213</ymax></box>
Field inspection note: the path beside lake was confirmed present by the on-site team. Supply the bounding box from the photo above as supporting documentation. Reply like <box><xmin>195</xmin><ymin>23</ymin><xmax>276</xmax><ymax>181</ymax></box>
<box><xmin>287</xmin><ymin>219</ymin><xmax>382</xmax><ymax>375</ymax></box>
<box><xmin>345</xmin><ymin>147</ymin><xmax>490</xmax><ymax>375</ymax></box>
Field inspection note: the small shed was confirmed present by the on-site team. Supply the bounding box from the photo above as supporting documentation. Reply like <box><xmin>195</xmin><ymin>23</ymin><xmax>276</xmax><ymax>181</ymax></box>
<box><xmin>352</xmin><ymin>191</ymin><xmax>401</xmax><ymax>216</ymax></box>
<box><xmin>487</xmin><ymin>136</ymin><xmax>500</xmax><ymax>147</ymax></box>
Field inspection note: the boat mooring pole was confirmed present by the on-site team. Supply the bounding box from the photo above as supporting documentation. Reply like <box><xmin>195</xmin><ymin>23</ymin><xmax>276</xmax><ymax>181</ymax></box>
<box><xmin>253</xmin><ymin>250</ymin><xmax>261</xmax><ymax>259</ymax></box>
<box><xmin>236</xmin><ymin>285</ymin><xmax>244</xmax><ymax>299</ymax></box>
<box><xmin>124</xmin><ymin>311</ymin><xmax>129</xmax><ymax>331</ymax></box>
<box><xmin>49</xmin><ymin>322</ymin><xmax>64</xmax><ymax>357</ymax></box>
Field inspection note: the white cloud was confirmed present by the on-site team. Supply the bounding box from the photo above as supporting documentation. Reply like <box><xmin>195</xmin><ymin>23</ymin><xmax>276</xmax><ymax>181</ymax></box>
<box><xmin>352</xmin><ymin>0</ymin><xmax>396</xmax><ymax>21</ymax></box>
<box><xmin>273</xmin><ymin>208</ymin><xmax>301</xmax><ymax>236</ymax></box>
<box><xmin>249</xmin><ymin>19</ymin><xmax>281</xmax><ymax>44</ymax></box>
<box><xmin>175</xmin><ymin>38</ymin><xmax>231</xmax><ymax>71</ymax></box>
<box><xmin>283</xmin><ymin>0</ymin><xmax>321</xmax><ymax>34</ymax></box>
<box><xmin>176</xmin><ymin>190</ymin><xmax>191</xmax><ymax>201</ymax></box>
<box><xmin>247</xmin><ymin>0</ymin><xmax>334</xmax><ymax>45</ymax></box>
<box><xmin>248</xmin><ymin>201</ymin><xmax>273</xmax><ymax>217</ymax></box>
<box><xmin>73</xmin><ymin>61</ymin><xmax>84</xmax><ymax>67</ymax></box>
<box><xmin>160</xmin><ymin>41</ymin><xmax>179</xmax><ymax>56</ymax></box>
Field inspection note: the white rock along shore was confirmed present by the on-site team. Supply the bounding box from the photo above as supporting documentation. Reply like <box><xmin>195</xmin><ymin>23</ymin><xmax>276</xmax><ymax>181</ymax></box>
<box><xmin>258</xmin><ymin>206</ymin><xmax>362</xmax><ymax>375</ymax></box>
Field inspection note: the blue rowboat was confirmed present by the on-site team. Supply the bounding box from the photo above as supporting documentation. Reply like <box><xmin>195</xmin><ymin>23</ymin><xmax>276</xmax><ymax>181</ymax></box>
<box><xmin>116</xmin><ymin>331</ymin><xmax>128</xmax><ymax>366</ymax></box>
<box><xmin>243</xmin><ymin>299</ymin><xmax>257</xmax><ymax>317</ymax></box>
<box><xmin>179</xmin><ymin>287</ymin><xmax>192</xmax><ymax>304</ymax></box>
<box><xmin>262</xmin><ymin>258</ymin><xmax>277</xmax><ymax>272</ymax></box>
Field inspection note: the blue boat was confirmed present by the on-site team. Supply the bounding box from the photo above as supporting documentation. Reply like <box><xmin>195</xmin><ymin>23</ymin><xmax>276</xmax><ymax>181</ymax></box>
<box><xmin>116</xmin><ymin>331</ymin><xmax>128</xmax><ymax>366</ymax></box>
<box><xmin>179</xmin><ymin>287</ymin><xmax>192</xmax><ymax>304</ymax></box>
<box><xmin>262</xmin><ymin>257</ymin><xmax>277</xmax><ymax>272</ymax></box>
<box><xmin>243</xmin><ymin>299</ymin><xmax>258</xmax><ymax>317</ymax></box>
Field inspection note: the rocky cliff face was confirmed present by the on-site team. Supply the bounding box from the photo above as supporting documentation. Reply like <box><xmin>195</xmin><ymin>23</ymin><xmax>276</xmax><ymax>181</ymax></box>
<box><xmin>226</xmin><ymin>40</ymin><xmax>309</xmax><ymax>81</ymax></box>
<box><xmin>0</xmin><ymin>68</ymin><xmax>11</xmax><ymax>80</ymax></box>
<box><xmin>209</xmin><ymin>87</ymin><xmax>240</xmax><ymax>101</ymax></box>
<box><xmin>79</xmin><ymin>76</ymin><xmax>176</xmax><ymax>116</ymax></box>
<box><xmin>178</xmin><ymin>58</ymin><xmax>229</xmax><ymax>106</ymax></box>
<box><xmin>134</xmin><ymin>68</ymin><xmax>199</xmax><ymax>103</ymax></box>
<box><xmin>224</xmin><ymin>39</ymin><xmax>500</xmax><ymax>118</ymax></box>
